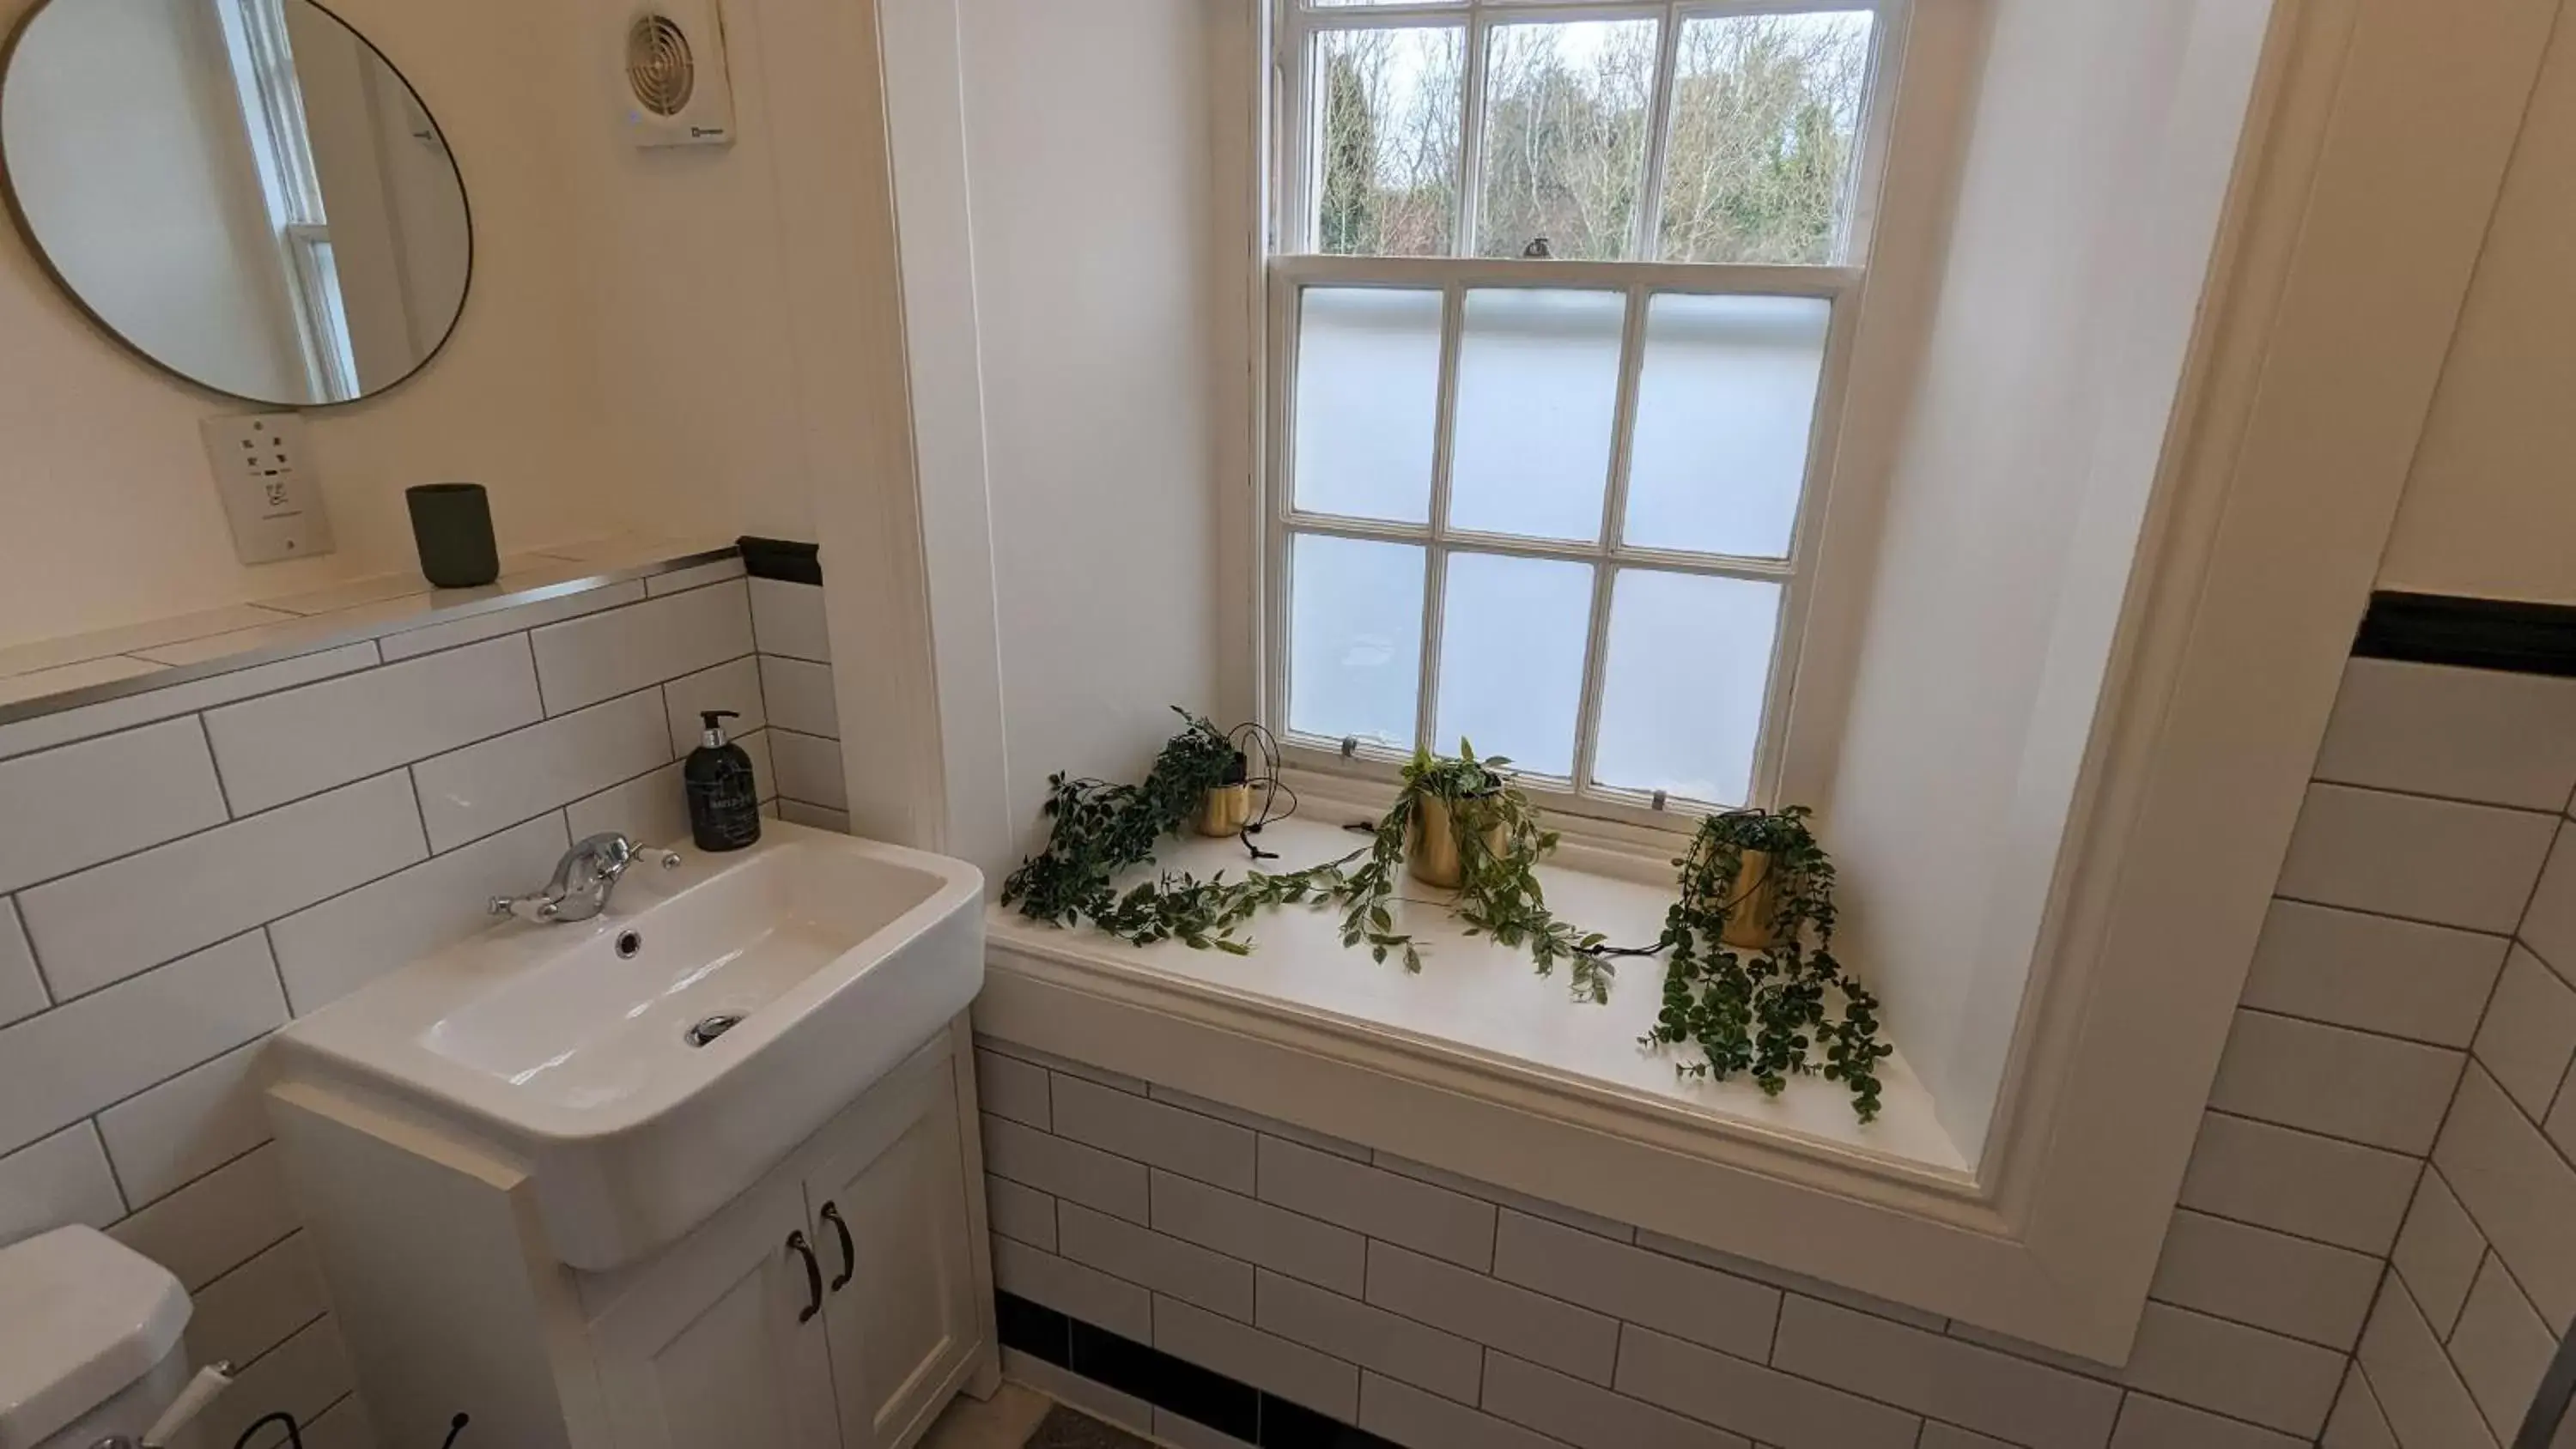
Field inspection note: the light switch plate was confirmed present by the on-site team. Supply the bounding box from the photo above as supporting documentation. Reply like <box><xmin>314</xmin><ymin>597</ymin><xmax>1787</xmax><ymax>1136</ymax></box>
<box><xmin>200</xmin><ymin>413</ymin><xmax>334</xmax><ymax>565</ymax></box>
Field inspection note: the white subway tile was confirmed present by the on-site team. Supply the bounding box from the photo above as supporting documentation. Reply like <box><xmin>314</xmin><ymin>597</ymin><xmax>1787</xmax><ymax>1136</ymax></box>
<box><xmin>0</xmin><ymin>1125</ymin><xmax>125</xmax><ymax>1240</ymax></box>
<box><xmin>1495</xmin><ymin>1210</ymin><xmax>1777</xmax><ymax>1363</ymax></box>
<box><xmin>2108</xmin><ymin>1394</ymin><xmax>2306</xmax><ymax>1449</ymax></box>
<box><xmin>412</xmin><ymin>690</ymin><xmax>668</xmax><ymax>852</ymax></box>
<box><xmin>1485</xmin><ymin>1351</ymin><xmax>1750</xmax><ymax>1449</ymax></box>
<box><xmin>770</xmin><ymin>729</ymin><xmax>847</xmax><ymax>811</ymax></box>
<box><xmin>198</xmin><ymin>1314</ymin><xmax>351</xmax><ymax>1449</ymax></box>
<box><xmin>2391</xmin><ymin>1168</ymin><xmax>2488</xmax><ymax>1337</ymax></box>
<box><xmin>204</xmin><ymin>637</ymin><xmax>542</xmax><ymax>814</ymax></box>
<box><xmin>1150</xmin><ymin>1170</ymin><xmax>1364</xmax><ymax>1299</ymax></box>
<box><xmin>2148</xmin><ymin>1210</ymin><xmax>2381</xmax><ymax>1350</ymax></box>
<box><xmin>740</xmin><ymin>728</ymin><xmax>777</xmax><ymax>803</ymax></box>
<box><xmin>188</xmin><ymin>1232</ymin><xmax>329</xmax><ymax>1369</ymax></box>
<box><xmin>1151</xmin><ymin>1407</ymin><xmax>1254</xmax><ymax>1449</ymax></box>
<box><xmin>376</xmin><ymin>580</ymin><xmax>648</xmax><ymax>663</ymax></box>
<box><xmin>2313</xmin><ymin>658</ymin><xmax>2576</xmax><ymax>809</ymax></box>
<box><xmin>301</xmin><ymin>1391</ymin><xmax>378</xmax><ymax>1449</ymax></box>
<box><xmin>975</xmin><ymin>1048</ymin><xmax>1051</xmax><ymax>1130</ymax></box>
<box><xmin>2521</xmin><ymin>824</ymin><xmax>2576</xmax><ymax>980</ymax></box>
<box><xmin>982</xmin><ymin>1115</ymin><xmax>1149</xmax><ymax>1223</ymax></box>
<box><xmin>750</xmin><ymin>578</ymin><xmax>831</xmax><ymax>663</ymax></box>
<box><xmin>2451</xmin><ymin>1255</ymin><xmax>2556</xmax><ymax>1440</ymax></box>
<box><xmin>661</xmin><ymin>657</ymin><xmax>766</xmax><ymax>753</ymax></box>
<box><xmin>0</xmin><ymin>604</ymin><xmax>293</xmax><ymax>678</ymax></box>
<box><xmin>563</xmin><ymin>761</ymin><xmax>690</xmax><ymax>846</ymax></box>
<box><xmin>992</xmin><ymin>1235</ymin><xmax>1151</xmax><ymax>1341</ymax></box>
<box><xmin>268</xmin><ymin>814</ymin><xmax>569</xmax><ymax>1014</ymax></box>
<box><xmin>987</xmin><ymin>1175</ymin><xmax>1056</xmax><ymax>1250</ymax></box>
<box><xmin>1374</xmin><ymin>1154</ymin><xmax>1633</xmax><ymax>1241</ymax></box>
<box><xmin>0</xmin><ymin>656</ymin><xmax>165</xmax><ymax>707</ymax></box>
<box><xmin>0</xmin><ymin>900</ymin><xmax>43</xmax><ymax>1027</ymax></box>
<box><xmin>2553</xmin><ymin>1084</ymin><xmax>2576</xmax><ymax>1166</ymax></box>
<box><xmin>133</xmin><ymin>597</ymin><xmax>438</xmax><ymax>667</ymax></box>
<box><xmin>1918</xmin><ymin>1428</ymin><xmax>2015</xmax><ymax>1449</ymax></box>
<box><xmin>1054</xmin><ymin>1075</ymin><xmax>1255</xmax><ymax>1193</ymax></box>
<box><xmin>1358</xmin><ymin>1372</ymin><xmax>1565</xmax><ymax>1449</ymax></box>
<box><xmin>0</xmin><ymin>644</ymin><xmax>379</xmax><ymax>765</ymax></box>
<box><xmin>1616</xmin><ymin>1325</ymin><xmax>1923</xmax><ymax>1449</ymax></box>
<box><xmin>1060</xmin><ymin>1202</ymin><xmax>1255</xmax><ymax>1319</ymax></box>
<box><xmin>1145</xmin><ymin>1085</ymin><xmax>1370</xmax><ymax>1161</ymax></box>
<box><xmin>2274</xmin><ymin>784</ymin><xmax>2558</xmax><ymax>931</ymax></box>
<box><xmin>2206</xmin><ymin>1009</ymin><xmax>2463</xmax><ymax>1154</ymax></box>
<box><xmin>2117</xmin><ymin>1302</ymin><xmax>2344</xmax><ymax>1437</ymax></box>
<box><xmin>0</xmin><ymin>932</ymin><xmax>285</xmax><ymax>1156</ymax></box>
<box><xmin>2476</xmin><ymin>945</ymin><xmax>2576</xmax><ymax>1118</ymax></box>
<box><xmin>2177</xmin><ymin>1111</ymin><xmax>2422</xmax><ymax>1255</ymax></box>
<box><xmin>1633</xmin><ymin>1229</ymin><xmax>1949</xmax><ymax>1332</ymax></box>
<box><xmin>2356</xmin><ymin>1276</ymin><xmax>2500</xmax><ymax>1449</ymax></box>
<box><xmin>112</xmin><ymin>1141</ymin><xmax>297</xmax><ymax>1290</ymax></box>
<box><xmin>531</xmin><ymin>579</ymin><xmax>753</xmax><ymax>715</ymax></box>
<box><xmin>1002</xmin><ymin>1350</ymin><xmax>1154</xmax><ymax>1436</ymax></box>
<box><xmin>1770</xmin><ymin>1296</ymin><xmax>2122</xmax><ymax>1449</ymax></box>
<box><xmin>2322</xmin><ymin>1368</ymin><xmax>2397</xmax><ymax>1449</ymax></box>
<box><xmin>977</xmin><ymin>1037</ymin><xmax>1148</xmax><ymax>1094</ymax></box>
<box><xmin>2436</xmin><ymin>1066</ymin><xmax>2576</xmax><ymax>1331</ymax></box>
<box><xmin>18</xmin><ymin>773</ymin><xmax>424</xmax><ymax>999</ymax></box>
<box><xmin>95</xmin><ymin>1040</ymin><xmax>272</xmax><ymax>1208</ymax></box>
<box><xmin>776</xmin><ymin>801</ymin><xmax>849</xmax><ymax>834</ymax></box>
<box><xmin>1256</xmin><ymin>1270</ymin><xmax>1479</xmax><ymax>1403</ymax></box>
<box><xmin>2238</xmin><ymin>899</ymin><xmax>2507</xmax><ymax>1048</ymax></box>
<box><xmin>758</xmin><ymin>655</ymin><xmax>840</xmax><ymax>740</ymax></box>
<box><xmin>1259</xmin><ymin>1137</ymin><xmax>1494</xmax><ymax>1270</ymax></box>
<box><xmin>0</xmin><ymin>718</ymin><xmax>228</xmax><ymax>896</ymax></box>
<box><xmin>646</xmin><ymin>558</ymin><xmax>747</xmax><ymax>597</ymax></box>
<box><xmin>1156</xmin><ymin>1294</ymin><xmax>1356</xmax><ymax>1421</ymax></box>
<box><xmin>1364</xmin><ymin>1240</ymin><xmax>1616</xmax><ymax>1385</ymax></box>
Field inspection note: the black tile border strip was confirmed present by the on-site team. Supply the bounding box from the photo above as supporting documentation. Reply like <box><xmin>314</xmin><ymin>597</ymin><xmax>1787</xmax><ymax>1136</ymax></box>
<box><xmin>738</xmin><ymin>536</ymin><xmax>822</xmax><ymax>585</ymax></box>
<box><xmin>2354</xmin><ymin>591</ymin><xmax>2576</xmax><ymax>677</ymax></box>
<box><xmin>994</xmin><ymin>1291</ymin><xmax>1400</xmax><ymax>1449</ymax></box>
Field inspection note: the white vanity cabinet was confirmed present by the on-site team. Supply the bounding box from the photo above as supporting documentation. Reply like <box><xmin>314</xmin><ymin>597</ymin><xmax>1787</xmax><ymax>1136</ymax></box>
<box><xmin>270</xmin><ymin>1015</ymin><xmax>999</xmax><ymax>1449</ymax></box>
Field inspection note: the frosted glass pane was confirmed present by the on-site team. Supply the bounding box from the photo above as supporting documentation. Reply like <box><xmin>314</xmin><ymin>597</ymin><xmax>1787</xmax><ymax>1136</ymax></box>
<box><xmin>1593</xmin><ymin>571</ymin><xmax>1781</xmax><ymax>806</ymax></box>
<box><xmin>1658</xmin><ymin>12</ymin><xmax>1876</xmax><ymax>264</ymax></box>
<box><xmin>1313</xmin><ymin>27</ymin><xmax>1463</xmax><ymax>255</ymax></box>
<box><xmin>1623</xmin><ymin>294</ymin><xmax>1829</xmax><ymax>559</ymax></box>
<box><xmin>1292</xmin><ymin>288</ymin><xmax>1442</xmax><ymax>524</ymax></box>
<box><xmin>1477</xmin><ymin>19</ymin><xmax>1659</xmax><ymax>260</ymax></box>
<box><xmin>1447</xmin><ymin>289</ymin><xmax>1623</xmax><ymax>543</ymax></box>
<box><xmin>1289</xmin><ymin>534</ymin><xmax>1425</xmax><ymax>747</ymax></box>
<box><xmin>1433</xmin><ymin>553</ymin><xmax>1592</xmax><ymax>777</ymax></box>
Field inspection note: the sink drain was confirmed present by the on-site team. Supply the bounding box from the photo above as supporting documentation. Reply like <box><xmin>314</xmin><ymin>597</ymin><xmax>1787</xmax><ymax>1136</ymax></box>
<box><xmin>684</xmin><ymin>1013</ymin><xmax>744</xmax><ymax>1048</ymax></box>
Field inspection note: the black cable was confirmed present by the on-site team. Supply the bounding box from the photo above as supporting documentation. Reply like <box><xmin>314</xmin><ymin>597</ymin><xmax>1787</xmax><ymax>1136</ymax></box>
<box><xmin>440</xmin><ymin>1413</ymin><xmax>472</xmax><ymax>1449</ymax></box>
<box><xmin>232</xmin><ymin>1412</ymin><xmax>302</xmax><ymax>1449</ymax></box>
<box><xmin>1226</xmin><ymin>722</ymin><xmax>1297</xmax><ymax>861</ymax></box>
<box><xmin>2517</xmin><ymin>1319</ymin><xmax>2576</xmax><ymax>1448</ymax></box>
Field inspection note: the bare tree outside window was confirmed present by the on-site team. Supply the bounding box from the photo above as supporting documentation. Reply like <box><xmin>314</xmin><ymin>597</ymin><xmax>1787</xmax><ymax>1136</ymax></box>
<box><xmin>1658</xmin><ymin>12</ymin><xmax>1875</xmax><ymax>265</ymax></box>
<box><xmin>1316</xmin><ymin>27</ymin><xmax>1462</xmax><ymax>257</ymax></box>
<box><xmin>1475</xmin><ymin>19</ymin><xmax>1659</xmax><ymax>261</ymax></box>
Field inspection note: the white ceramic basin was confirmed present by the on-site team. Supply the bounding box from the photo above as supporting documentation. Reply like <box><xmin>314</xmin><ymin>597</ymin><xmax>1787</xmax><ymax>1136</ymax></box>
<box><xmin>269</xmin><ymin>822</ymin><xmax>984</xmax><ymax>1270</ymax></box>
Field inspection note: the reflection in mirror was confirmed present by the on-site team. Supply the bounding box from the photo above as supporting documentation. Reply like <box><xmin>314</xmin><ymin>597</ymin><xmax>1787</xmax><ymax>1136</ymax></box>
<box><xmin>1</xmin><ymin>0</ymin><xmax>471</xmax><ymax>406</ymax></box>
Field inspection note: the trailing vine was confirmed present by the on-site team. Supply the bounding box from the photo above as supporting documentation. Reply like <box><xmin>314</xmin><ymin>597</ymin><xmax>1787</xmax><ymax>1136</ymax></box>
<box><xmin>1643</xmin><ymin>807</ymin><xmax>1890</xmax><ymax>1120</ymax></box>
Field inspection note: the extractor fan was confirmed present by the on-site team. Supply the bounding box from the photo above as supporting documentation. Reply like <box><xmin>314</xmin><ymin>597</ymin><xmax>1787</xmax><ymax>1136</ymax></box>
<box><xmin>621</xmin><ymin>0</ymin><xmax>735</xmax><ymax>147</ymax></box>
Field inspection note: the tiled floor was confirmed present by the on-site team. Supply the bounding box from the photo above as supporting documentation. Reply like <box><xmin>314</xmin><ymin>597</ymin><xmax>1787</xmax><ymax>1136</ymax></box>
<box><xmin>920</xmin><ymin>1385</ymin><xmax>1160</xmax><ymax>1449</ymax></box>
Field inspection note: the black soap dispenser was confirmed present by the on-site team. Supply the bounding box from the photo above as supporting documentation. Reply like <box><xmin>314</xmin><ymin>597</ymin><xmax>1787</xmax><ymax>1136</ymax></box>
<box><xmin>683</xmin><ymin>710</ymin><xmax>762</xmax><ymax>852</ymax></box>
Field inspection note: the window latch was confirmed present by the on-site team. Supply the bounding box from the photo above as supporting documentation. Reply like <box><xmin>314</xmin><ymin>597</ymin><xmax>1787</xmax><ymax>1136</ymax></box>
<box><xmin>1650</xmin><ymin>790</ymin><xmax>1668</xmax><ymax>812</ymax></box>
<box><xmin>1340</xmin><ymin>736</ymin><xmax>1359</xmax><ymax>759</ymax></box>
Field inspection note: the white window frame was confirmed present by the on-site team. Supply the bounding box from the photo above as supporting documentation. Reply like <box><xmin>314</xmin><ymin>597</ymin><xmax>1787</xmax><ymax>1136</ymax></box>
<box><xmin>1261</xmin><ymin>0</ymin><xmax>1909</xmax><ymax>829</ymax></box>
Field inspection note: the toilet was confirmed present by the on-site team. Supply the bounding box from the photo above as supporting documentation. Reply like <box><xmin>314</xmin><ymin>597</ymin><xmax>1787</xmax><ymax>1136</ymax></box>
<box><xmin>0</xmin><ymin>1228</ymin><xmax>193</xmax><ymax>1449</ymax></box>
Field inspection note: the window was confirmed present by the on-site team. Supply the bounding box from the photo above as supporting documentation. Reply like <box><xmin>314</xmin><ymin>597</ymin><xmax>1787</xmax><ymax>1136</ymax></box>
<box><xmin>214</xmin><ymin>0</ymin><xmax>361</xmax><ymax>401</ymax></box>
<box><xmin>1265</xmin><ymin>0</ymin><xmax>1897</xmax><ymax>818</ymax></box>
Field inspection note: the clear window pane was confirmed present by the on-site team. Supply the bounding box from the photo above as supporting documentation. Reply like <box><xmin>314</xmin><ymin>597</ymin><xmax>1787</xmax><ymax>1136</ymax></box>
<box><xmin>1447</xmin><ymin>289</ymin><xmax>1624</xmax><ymax>543</ymax></box>
<box><xmin>1314</xmin><ymin>27</ymin><xmax>1463</xmax><ymax>256</ymax></box>
<box><xmin>1290</xmin><ymin>533</ymin><xmax>1426</xmax><ymax>747</ymax></box>
<box><xmin>1433</xmin><ymin>552</ymin><xmax>1593</xmax><ymax>777</ymax></box>
<box><xmin>1291</xmin><ymin>288</ymin><xmax>1443</xmax><ymax>524</ymax></box>
<box><xmin>1477</xmin><ymin>19</ymin><xmax>1660</xmax><ymax>261</ymax></box>
<box><xmin>1593</xmin><ymin>571</ymin><xmax>1782</xmax><ymax>807</ymax></box>
<box><xmin>1658</xmin><ymin>12</ymin><xmax>1876</xmax><ymax>265</ymax></box>
<box><xmin>1623</xmin><ymin>294</ymin><xmax>1830</xmax><ymax>559</ymax></box>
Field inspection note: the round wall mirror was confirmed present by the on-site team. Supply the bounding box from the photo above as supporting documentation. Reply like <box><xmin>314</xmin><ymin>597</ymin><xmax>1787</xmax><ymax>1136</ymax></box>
<box><xmin>0</xmin><ymin>0</ymin><xmax>471</xmax><ymax>407</ymax></box>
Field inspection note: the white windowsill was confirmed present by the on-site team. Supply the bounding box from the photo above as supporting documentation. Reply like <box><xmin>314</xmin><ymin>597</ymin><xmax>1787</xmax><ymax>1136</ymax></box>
<box><xmin>982</xmin><ymin>813</ymin><xmax>1971</xmax><ymax>1185</ymax></box>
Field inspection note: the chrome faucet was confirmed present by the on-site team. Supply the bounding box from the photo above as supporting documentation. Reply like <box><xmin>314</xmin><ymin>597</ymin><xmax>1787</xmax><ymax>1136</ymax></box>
<box><xmin>489</xmin><ymin>833</ymin><xmax>680</xmax><ymax>924</ymax></box>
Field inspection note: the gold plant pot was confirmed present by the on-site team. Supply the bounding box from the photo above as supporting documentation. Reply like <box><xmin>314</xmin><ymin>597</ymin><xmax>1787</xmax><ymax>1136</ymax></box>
<box><xmin>1719</xmin><ymin>848</ymin><xmax>1789</xmax><ymax>949</ymax></box>
<box><xmin>1195</xmin><ymin>783</ymin><xmax>1256</xmax><ymax>838</ymax></box>
<box><xmin>1406</xmin><ymin>796</ymin><xmax>1504</xmax><ymax>889</ymax></box>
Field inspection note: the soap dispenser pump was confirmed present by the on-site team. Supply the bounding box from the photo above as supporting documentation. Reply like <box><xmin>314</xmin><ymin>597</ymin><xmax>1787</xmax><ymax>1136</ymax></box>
<box><xmin>683</xmin><ymin>710</ymin><xmax>761</xmax><ymax>852</ymax></box>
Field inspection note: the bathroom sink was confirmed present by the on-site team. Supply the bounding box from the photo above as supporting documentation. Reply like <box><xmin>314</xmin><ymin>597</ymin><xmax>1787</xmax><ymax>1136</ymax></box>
<box><xmin>268</xmin><ymin>822</ymin><xmax>984</xmax><ymax>1270</ymax></box>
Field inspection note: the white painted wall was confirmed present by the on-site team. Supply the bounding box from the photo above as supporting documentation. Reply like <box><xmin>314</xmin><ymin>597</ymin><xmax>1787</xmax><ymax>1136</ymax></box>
<box><xmin>1820</xmin><ymin>0</ymin><xmax>2274</xmax><ymax>1162</ymax></box>
<box><xmin>2380</xmin><ymin>9</ymin><xmax>2576</xmax><ymax>606</ymax></box>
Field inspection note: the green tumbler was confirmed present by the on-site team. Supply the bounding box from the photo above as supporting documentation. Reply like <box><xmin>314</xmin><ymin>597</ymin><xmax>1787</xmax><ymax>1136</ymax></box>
<box><xmin>407</xmin><ymin>482</ymin><xmax>500</xmax><ymax>589</ymax></box>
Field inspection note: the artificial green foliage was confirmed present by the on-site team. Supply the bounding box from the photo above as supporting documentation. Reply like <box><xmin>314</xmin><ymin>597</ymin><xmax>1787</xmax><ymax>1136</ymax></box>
<box><xmin>1644</xmin><ymin>806</ymin><xmax>1889</xmax><ymax>1120</ymax></box>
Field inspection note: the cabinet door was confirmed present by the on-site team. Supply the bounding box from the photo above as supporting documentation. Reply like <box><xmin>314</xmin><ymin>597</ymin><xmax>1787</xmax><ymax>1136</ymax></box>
<box><xmin>811</xmin><ymin>1064</ymin><xmax>980</xmax><ymax>1449</ymax></box>
<box><xmin>591</xmin><ymin>1173</ymin><xmax>843</xmax><ymax>1449</ymax></box>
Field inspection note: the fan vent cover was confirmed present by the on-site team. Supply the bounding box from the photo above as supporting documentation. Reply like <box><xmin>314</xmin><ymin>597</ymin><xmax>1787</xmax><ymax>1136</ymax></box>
<box><xmin>626</xmin><ymin>15</ymin><xmax>696</xmax><ymax>118</ymax></box>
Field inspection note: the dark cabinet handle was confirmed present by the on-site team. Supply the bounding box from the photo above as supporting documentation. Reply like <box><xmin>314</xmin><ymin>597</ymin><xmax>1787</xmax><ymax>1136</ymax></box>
<box><xmin>787</xmin><ymin>1230</ymin><xmax>823</xmax><ymax>1323</ymax></box>
<box><xmin>821</xmin><ymin>1202</ymin><xmax>854</xmax><ymax>1292</ymax></box>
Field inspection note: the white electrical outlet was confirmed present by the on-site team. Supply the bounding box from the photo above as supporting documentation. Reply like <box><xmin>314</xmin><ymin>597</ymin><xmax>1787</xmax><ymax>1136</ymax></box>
<box><xmin>200</xmin><ymin>413</ymin><xmax>334</xmax><ymax>565</ymax></box>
